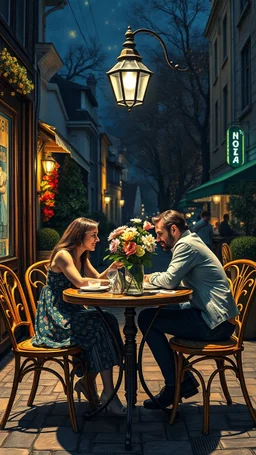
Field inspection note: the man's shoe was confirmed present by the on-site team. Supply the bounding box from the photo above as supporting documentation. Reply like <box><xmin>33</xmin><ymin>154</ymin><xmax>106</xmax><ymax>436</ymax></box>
<box><xmin>143</xmin><ymin>378</ymin><xmax>199</xmax><ymax>410</ymax></box>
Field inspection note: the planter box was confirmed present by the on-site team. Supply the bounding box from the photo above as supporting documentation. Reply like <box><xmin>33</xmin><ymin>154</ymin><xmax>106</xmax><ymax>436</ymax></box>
<box><xmin>37</xmin><ymin>250</ymin><xmax>51</xmax><ymax>261</ymax></box>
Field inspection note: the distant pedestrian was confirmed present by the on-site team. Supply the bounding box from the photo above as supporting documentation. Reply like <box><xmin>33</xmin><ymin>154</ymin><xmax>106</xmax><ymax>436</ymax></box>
<box><xmin>192</xmin><ymin>210</ymin><xmax>213</xmax><ymax>250</ymax></box>
<box><xmin>219</xmin><ymin>214</ymin><xmax>235</xmax><ymax>238</ymax></box>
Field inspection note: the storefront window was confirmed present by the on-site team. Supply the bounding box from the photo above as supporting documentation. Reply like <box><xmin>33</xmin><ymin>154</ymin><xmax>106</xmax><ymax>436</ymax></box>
<box><xmin>0</xmin><ymin>0</ymin><xmax>10</xmax><ymax>24</ymax></box>
<box><xmin>0</xmin><ymin>112</ymin><xmax>11</xmax><ymax>258</ymax></box>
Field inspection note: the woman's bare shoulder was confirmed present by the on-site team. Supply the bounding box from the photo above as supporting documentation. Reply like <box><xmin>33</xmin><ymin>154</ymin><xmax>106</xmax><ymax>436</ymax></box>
<box><xmin>54</xmin><ymin>249</ymin><xmax>73</xmax><ymax>266</ymax></box>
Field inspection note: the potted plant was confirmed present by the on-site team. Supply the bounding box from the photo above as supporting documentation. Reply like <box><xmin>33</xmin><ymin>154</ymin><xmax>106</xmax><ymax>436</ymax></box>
<box><xmin>37</xmin><ymin>227</ymin><xmax>60</xmax><ymax>260</ymax></box>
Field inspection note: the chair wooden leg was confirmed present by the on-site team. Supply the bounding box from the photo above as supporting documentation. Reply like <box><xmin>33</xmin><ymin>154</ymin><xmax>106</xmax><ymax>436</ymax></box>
<box><xmin>237</xmin><ymin>352</ymin><xmax>256</xmax><ymax>424</ymax></box>
<box><xmin>216</xmin><ymin>359</ymin><xmax>232</xmax><ymax>405</ymax></box>
<box><xmin>63</xmin><ymin>356</ymin><xmax>79</xmax><ymax>433</ymax></box>
<box><xmin>202</xmin><ymin>382</ymin><xmax>211</xmax><ymax>435</ymax></box>
<box><xmin>27</xmin><ymin>359</ymin><xmax>43</xmax><ymax>406</ymax></box>
<box><xmin>0</xmin><ymin>355</ymin><xmax>20</xmax><ymax>429</ymax></box>
<box><xmin>169</xmin><ymin>352</ymin><xmax>183</xmax><ymax>425</ymax></box>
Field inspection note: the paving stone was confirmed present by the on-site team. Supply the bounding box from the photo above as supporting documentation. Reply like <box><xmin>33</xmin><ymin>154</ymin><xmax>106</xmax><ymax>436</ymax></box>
<box><xmin>165</xmin><ymin>421</ymin><xmax>189</xmax><ymax>440</ymax></box>
<box><xmin>53</xmin><ymin>452</ymin><xmax>79</xmax><ymax>455</ymax></box>
<box><xmin>34</xmin><ymin>427</ymin><xmax>79</xmax><ymax>451</ymax></box>
<box><xmin>185</xmin><ymin>414</ymin><xmax>230</xmax><ymax>431</ymax></box>
<box><xmin>76</xmin><ymin>433</ymin><xmax>91</xmax><ymax>452</ymax></box>
<box><xmin>43</xmin><ymin>415</ymin><xmax>69</xmax><ymax>426</ymax></box>
<box><xmin>144</xmin><ymin>440</ymin><xmax>193</xmax><ymax>455</ymax></box>
<box><xmin>32</xmin><ymin>452</ymin><xmax>51</xmax><ymax>455</ymax></box>
<box><xmin>2</xmin><ymin>431</ymin><xmax>38</xmax><ymax>448</ymax></box>
<box><xmin>94</xmin><ymin>432</ymin><xmax>140</xmax><ymax>443</ymax></box>
<box><xmin>189</xmin><ymin>429</ymin><xmax>250</xmax><ymax>438</ymax></box>
<box><xmin>140</xmin><ymin>410</ymin><xmax>169</xmax><ymax>422</ymax></box>
<box><xmin>141</xmin><ymin>430</ymin><xmax>167</xmax><ymax>442</ymax></box>
<box><xmin>0</xmin><ymin>450</ymin><xmax>29</xmax><ymax>455</ymax></box>
<box><xmin>206</xmin><ymin>450</ymin><xmax>252</xmax><ymax>455</ymax></box>
<box><xmin>92</xmin><ymin>443</ymin><xmax>141</xmax><ymax>453</ymax></box>
<box><xmin>119</xmin><ymin>421</ymin><xmax>164</xmax><ymax>434</ymax></box>
<box><xmin>0</xmin><ymin>399</ymin><xmax>9</xmax><ymax>411</ymax></box>
<box><xmin>0</xmin><ymin>432</ymin><xmax>8</xmax><ymax>445</ymax></box>
<box><xmin>220</xmin><ymin>436</ymin><xmax>256</xmax><ymax>448</ymax></box>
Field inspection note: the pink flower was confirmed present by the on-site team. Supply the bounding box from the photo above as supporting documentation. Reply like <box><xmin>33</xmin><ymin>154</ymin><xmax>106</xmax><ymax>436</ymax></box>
<box><xmin>123</xmin><ymin>241</ymin><xmax>137</xmax><ymax>256</ymax></box>
<box><xmin>108</xmin><ymin>225</ymin><xmax>127</xmax><ymax>241</ymax></box>
<box><xmin>143</xmin><ymin>221</ymin><xmax>154</xmax><ymax>231</ymax></box>
<box><xmin>109</xmin><ymin>238</ymin><xmax>120</xmax><ymax>253</ymax></box>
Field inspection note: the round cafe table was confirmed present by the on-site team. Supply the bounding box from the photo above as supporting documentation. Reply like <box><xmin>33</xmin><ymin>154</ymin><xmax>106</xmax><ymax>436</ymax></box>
<box><xmin>63</xmin><ymin>287</ymin><xmax>192</xmax><ymax>451</ymax></box>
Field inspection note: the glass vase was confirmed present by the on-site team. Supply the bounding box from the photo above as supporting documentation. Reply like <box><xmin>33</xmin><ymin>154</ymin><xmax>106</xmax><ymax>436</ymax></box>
<box><xmin>125</xmin><ymin>264</ymin><xmax>144</xmax><ymax>296</ymax></box>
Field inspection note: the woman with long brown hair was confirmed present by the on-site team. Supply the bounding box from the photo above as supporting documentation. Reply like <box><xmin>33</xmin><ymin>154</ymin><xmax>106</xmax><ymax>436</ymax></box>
<box><xmin>32</xmin><ymin>217</ymin><xmax>125</xmax><ymax>414</ymax></box>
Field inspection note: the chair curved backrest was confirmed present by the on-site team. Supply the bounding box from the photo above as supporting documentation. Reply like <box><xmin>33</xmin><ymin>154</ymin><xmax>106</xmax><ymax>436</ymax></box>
<box><xmin>224</xmin><ymin>259</ymin><xmax>256</xmax><ymax>348</ymax></box>
<box><xmin>0</xmin><ymin>265</ymin><xmax>34</xmax><ymax>348</ymax></box>
<box><xmin>222</xmin><ymin>243</ymin><xmax>233</xmax><ymax>265</ymax></box>
<box><xmin>25</xmin><ymin>260</ymin><xmax>49</xmax><ymax>318</ymax></box>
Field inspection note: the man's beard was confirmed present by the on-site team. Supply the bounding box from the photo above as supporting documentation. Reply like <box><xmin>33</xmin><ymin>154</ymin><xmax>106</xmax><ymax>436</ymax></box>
<box><xmin>160</xmin><ymin>232</ymin><xmax>175</xmax><ymax>251</ymax></box>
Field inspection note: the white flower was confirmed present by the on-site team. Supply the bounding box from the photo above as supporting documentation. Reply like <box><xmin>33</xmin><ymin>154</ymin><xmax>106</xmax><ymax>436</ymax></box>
<box><xmin>130</xmin><ymin>218</ymin><xmax>142</xmax><ymax>223</ymax></box>
<box><xmin>141</xmin><ymin>234</ymin><xmax>157</xmax><ymax>252</ymax></box>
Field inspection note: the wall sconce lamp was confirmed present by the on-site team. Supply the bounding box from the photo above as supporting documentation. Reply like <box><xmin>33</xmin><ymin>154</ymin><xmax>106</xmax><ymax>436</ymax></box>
<box><xmin>104</xmin><ymin>192</ymin><xmax>111</xmax><ymax>205</ymax></box>
<box><xmin>42</xmin><ymin>151</ymin><xmax>56</xmax><ymax>175</ymax></box>
<box><xmin>212</xmin><ymin>195</ymin><xmax>221</xmax><ymax>204</ymax></box>
<box><xmin>120</xmin><ymin>198</ymin><xmax>125</xmax><ymax>207</ymax></box>
<box><xmin>106</xmin><ymin>26</ymin><xmax>187</xmax><ymax>111</ymax></box>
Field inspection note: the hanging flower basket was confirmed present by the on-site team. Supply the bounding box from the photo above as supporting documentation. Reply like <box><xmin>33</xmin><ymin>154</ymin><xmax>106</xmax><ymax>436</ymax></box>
<box><xmin>0</xmin><ymin>48</ymin><xmax>34</xmax><ymax>95</ymax></box>
<box><xmin>39</xmin><ymin>162</ymin><xmax>60</xmax><ymax>222</ymax></box>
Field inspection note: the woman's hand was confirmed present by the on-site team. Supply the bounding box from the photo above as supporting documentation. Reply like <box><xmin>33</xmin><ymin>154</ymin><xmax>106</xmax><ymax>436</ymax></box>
<box><xmin>110</xmin><ymin>261</ymin><xmax>124</xmax><ymax>270</ymax></box>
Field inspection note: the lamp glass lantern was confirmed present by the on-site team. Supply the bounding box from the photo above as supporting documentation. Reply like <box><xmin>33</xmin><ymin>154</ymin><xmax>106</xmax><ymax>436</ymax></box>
<box><xmin>104</xmin><ymin>192</ymin><xmax>111</xmax><ymax>204</ymax></box>
<box><xmin>212</xmin><ymin>195</ymin><xmax>221</xmax><ymax>204</ymax></box>
<box><xmin>42</xmin><ymin>152</ymin><xmax>56</xmax><ymax>175</ymax></box>
<box><xmin>107</xmin><ymin>26</ymin><xmax>186</xmax><ymax>111</ymax></box>
<box><xmin>120</xmin><ymin>198</ymin><xmax>125</xmax><ymax>207</ymax></box>
<box><xmin>107</xmin><ymin>27</ymin><xmax>152</xmax><ymax>111</ymax></box>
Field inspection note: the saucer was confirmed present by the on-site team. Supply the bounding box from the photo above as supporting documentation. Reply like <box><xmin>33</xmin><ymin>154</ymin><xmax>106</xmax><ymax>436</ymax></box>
<box><xmin>80</xmin><ymin>285</ymin><xmax>109</xmax><ymax>292</ymax></box>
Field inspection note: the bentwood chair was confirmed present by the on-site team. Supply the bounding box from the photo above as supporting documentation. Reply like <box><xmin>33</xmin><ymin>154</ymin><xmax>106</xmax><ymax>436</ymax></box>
<box><xmin>221</xmin><ymin>243</ymin><xmax>233</xmax><ymax>265</ymax></box>
<box><xmin>0</xmin><ymin>264</ymin><xmax>85</xmax><ymax>432</ymax></box>
<box><xmin>169</xmin><ymin>259</ymin><xmax>256</xmax><ymax>434</ymax></box>
<box><xmin>25</xmin><ymin>260</ymin><xmax>49</xmax><ymax>318</ymax></box>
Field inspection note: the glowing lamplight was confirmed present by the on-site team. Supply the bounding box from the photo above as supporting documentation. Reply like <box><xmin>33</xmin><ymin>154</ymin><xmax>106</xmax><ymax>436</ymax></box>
<box><xmin>123</xmin><ymin>72</ymin><xmax>137</xmax><ymax>91</ymax></box>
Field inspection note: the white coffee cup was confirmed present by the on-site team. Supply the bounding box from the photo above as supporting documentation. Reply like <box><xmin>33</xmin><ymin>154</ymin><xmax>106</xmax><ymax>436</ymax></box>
<box><xmin>87</xmin><ymin>280</ymin><xmax>101</xmax><ymax>289</ymax></box>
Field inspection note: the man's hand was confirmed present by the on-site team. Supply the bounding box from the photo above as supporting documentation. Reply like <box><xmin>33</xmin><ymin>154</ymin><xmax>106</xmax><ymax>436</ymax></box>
<box><xmin>144</xmin><ymin>274</ymin><xmax>152</xmax><ymax>283</ymax></box>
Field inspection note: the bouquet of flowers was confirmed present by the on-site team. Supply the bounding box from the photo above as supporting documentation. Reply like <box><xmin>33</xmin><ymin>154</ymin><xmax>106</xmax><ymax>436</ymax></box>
<box><xmin>105</xmin><ymin>218</ymin><xmax>157</xmax><ymax>295</ymax></box>
<box><xmin>105</xmin><ymin>218</ymin><xmax>157</xmax><ymax>268</ymax></box>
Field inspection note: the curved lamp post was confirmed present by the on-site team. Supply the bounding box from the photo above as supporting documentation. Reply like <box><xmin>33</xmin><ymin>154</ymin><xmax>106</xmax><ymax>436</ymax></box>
<box><xmin>106</xmin><ymin>26</ymin><xmax>187</xmax><ymax>112</ymax></box>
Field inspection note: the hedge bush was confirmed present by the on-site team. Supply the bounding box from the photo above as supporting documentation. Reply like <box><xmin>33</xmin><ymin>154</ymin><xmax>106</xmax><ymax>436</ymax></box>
<box><xmin>230</xmin><ymin>236</ymin><xmax>256</xmax><ymax>261</ymax></box>
<box><xmin>37</xmin><ymin>228</ymin><xmax>60</xmax><ymax>251</ymax></box>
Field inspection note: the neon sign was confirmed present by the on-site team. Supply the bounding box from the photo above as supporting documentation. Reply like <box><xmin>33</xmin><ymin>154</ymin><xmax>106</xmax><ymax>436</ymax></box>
<box><xmin>226</xmin><ymin>126</ymin><xmax>244</xmax><ymax>168</ymax></box>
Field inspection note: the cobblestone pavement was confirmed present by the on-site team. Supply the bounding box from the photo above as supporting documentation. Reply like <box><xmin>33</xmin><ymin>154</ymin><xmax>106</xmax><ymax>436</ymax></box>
<box><xmin>0</xmin><ymin>306</ymin><xmax>256</xmax><ymax>455</ymax></box>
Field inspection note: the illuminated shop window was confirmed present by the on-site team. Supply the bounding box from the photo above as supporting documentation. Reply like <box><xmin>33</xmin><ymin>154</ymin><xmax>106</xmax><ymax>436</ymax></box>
<box><xmin>0</xmin><ymin>112</ymin><xmax>11</xmax><ymax>258</ymax></box>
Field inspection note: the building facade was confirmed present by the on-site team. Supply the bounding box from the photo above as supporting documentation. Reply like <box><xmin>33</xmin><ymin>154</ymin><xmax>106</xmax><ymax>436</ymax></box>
<box><xmin>185</xmin><ymin>0</ymin><xmax>256</xmax><ymax>224</ymax></box>
<box><xmin>0</xmin><ymin>0</ymin><xmax>38</xmax><ymax>352</ymax></box>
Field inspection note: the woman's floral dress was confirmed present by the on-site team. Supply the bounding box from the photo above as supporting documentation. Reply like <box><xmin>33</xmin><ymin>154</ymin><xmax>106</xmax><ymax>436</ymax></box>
<box><xmin>32</xmin><ymin>269</ymin><xmax>122</xmax><ymax>373</ymax></box>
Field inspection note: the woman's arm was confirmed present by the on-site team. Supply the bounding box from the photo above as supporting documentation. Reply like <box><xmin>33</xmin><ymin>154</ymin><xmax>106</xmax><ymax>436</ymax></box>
<box><xmin>53</xmin><ymin>250</ymin><xmax>95</xmax><ymax>288</ymax></box>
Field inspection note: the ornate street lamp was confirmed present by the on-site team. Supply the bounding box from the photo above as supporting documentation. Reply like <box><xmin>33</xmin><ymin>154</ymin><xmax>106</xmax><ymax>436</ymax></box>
<box><xmin>107</xmin><ymin>26</ymin><xmax>187</xmax><ymax>112</ymax></box>
<box><xmin>42</xmin><ymin>151</ymin><xmax>56</xmax><ymax>175</ymax></box>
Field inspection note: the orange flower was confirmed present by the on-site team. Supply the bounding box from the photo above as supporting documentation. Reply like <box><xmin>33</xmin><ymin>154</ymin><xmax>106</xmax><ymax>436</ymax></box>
<box><xmin>40</xmin><ymin>162</ymin><xmax>59</xmax><ymax>222</ymax></box>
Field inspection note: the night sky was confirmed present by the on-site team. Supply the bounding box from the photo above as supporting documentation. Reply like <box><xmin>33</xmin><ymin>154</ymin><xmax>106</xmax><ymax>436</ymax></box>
<box><xmin>46</xmin><ymin>0</ymin><xmax>209</xmax><ymax>123</ymax></box>
<box><xmin>46</xmin><ymin>0</ymin><xmax>130</xmax><ymax>72</ymax></box>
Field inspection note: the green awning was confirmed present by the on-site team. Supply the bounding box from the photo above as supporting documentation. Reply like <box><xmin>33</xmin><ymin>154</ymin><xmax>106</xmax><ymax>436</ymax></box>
<box><xmin>177</xmin><ymin>198</ymin><xmax>202</xmax><ymax>209</ymax></box>
<box><xmin>186</xmin><ymin>159</ymin><xmax>256</xmax><ymax>201</ymax></box>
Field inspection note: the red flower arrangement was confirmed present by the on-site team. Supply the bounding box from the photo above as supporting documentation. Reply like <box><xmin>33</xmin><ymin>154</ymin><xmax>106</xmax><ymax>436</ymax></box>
<box><xmin>39</xmin><ymin>162</ymin><xmax>60</xmax><ymax>222</ymax></box>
